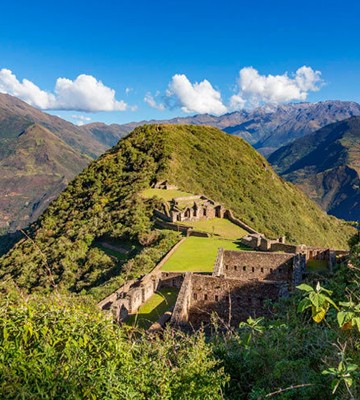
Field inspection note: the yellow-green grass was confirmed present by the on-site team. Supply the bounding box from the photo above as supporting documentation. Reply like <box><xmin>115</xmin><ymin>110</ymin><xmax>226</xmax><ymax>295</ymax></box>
<box><xmin>141</xmin><ymin>188</ymin><xmax>194</xmax><ymax>201</ymax></box>
<box><xmin>126</xmin><ymin>287</ymin><xmax>179</xmax><ymax>329</ymax></box>
<box><xmin>161</xmin><ymin>236</ymin><xmax>250</xmax><ymax>273</ymax></box>
<box><xmin>178</xmin><ymin>217</ymin><xmax>248</xmax><ymax>240</ymax></box>
<box><xmin>307</xmin><ymin>259</ymin><xmax>328</xmax><ymax>272</ymax></box>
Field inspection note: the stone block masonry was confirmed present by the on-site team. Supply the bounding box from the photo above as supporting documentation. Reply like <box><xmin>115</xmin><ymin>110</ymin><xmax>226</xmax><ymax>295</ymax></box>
<box><xmin>171</xmin><ymin>274</ymin><xmax>288</xmax><ymax>329</ymax></box>
<box><xmin>171</xmin><ymin>249</ymin><xmax>303</xmax><ymax>329</ymax></box>
<box><xmin>214</xmin><ymin>250</ymin><xmax>305</xmax><ymax>288</ymax></box>
<box><xmin>171</xmin><ymin>273</ymin><xmax>192</xmax><ymax>326</ymax></box>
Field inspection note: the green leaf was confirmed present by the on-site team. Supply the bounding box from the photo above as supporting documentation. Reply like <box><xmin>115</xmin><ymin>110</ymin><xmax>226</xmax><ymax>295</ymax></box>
<box><xmin>298</xmin><ymin>297</ymin><xmax>312</xmax><ymax>312</ymax></box>
<box><xmin>296</xmin><ymin>284</ymin><xmax>314</xmax><ymax>292</ymax></box>
<box><xmin>347</xmin><ymin>364</ymin><xmax>358</xmax><ymax>372</ymax></box>
<box><xmin>353</xmin><ymin>317</ymin><xmax>360</xmax><ymax>332</ymax></box>
<box><xmin>337</xmin><ymin>311</ymin><xmax>354</xmax><ymax>327</ymax></box>
<box><xmin>324</xmin><ymin>295</ymin><xmax>339</xmax><ymax>310</ymax></box>
<box><xmin>344</xmin><ymin>377</ymin><xmax>353</xmax><ymax>387</ymax></box>
<box><xmin>309</xmin><ymin>292</ymin><xmax>325</xmax><ymax>308</ymax></box>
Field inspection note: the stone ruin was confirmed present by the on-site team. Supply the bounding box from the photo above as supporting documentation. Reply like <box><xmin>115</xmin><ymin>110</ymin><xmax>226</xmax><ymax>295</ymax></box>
<box><xmin>241</xmin><ymin>233</ymin><xmax>348</xmax><ymax>270</ymax></box>
<box><xmin>170</xmin><ymin>249</ymin><xmax>305</xmax><ymax>329</ymax></box>
<box><xmin>169</xmin><ymin>196</ymin><xmax>226</xmax><ymax>223</ymax></box>
<box><xmin>154</xmin><ymin>192</ymin><xmax>258</xmax><ymax>237</ymax></box>
<box><xmin>99</xmin><ymin>248</ymin><xmax>306</xmax><ymax>330</ymax></box>
<box><xmin>97</xmin><ymin>182</ymin><xmax>349</xmax><ymax>331</ymax></box>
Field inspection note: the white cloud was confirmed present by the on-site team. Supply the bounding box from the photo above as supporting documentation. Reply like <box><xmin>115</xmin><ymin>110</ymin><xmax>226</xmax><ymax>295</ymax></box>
<box><xmin>144</xmin><ymin>91</ymin><xmax>165</xmax><ymax>111</ymax></box>
<box><xmin>228</xmin><ymin>94</ymin><xmax>246</xmax><ymax>112</ymax></box>
<box><xmin>125</xmin><ymin>87</ymin><xmax>133</xmax><ymax>94</ymax></box>
<box><xmin>54</xmin><ymin>75</ymin><xmax>128</xmax><ymax>112</ymax></box>
<box><xmin>0</xmin><ymin>68</ymin><xmax>56</xmax><ymax>109</ymax></box>
<box><xmin>166</xmin><ymin>74</ymin><xmax>228</xmax><ymax>116</ymax></box>
<box><xmin>231</xmin><ymin>66</ymin><xmax>323</xmax><ymax>108</ymax></box>
<box><xmin>0</xmin><ymin>69</ymin><xmax>132</xmax><ymax>112</ymax></box>
<box><xmin>71</xmin><ymin>114</ymin><xmax>92</xmax><ymax>126</ymax></box>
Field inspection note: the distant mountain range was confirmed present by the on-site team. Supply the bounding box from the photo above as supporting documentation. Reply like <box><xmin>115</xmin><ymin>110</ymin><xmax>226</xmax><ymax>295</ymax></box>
<box><xmin>269</xmin><ymin>116</ymin><xmax>360</xmax><ymax>221</ymax></box>
<box><xmin>83</xmin><ymin>100</ymin><xmax>360</xmax><ymax>156</ymax></box>
<box><xmin>1</xmin><ymin>93</ymin><xmax>360</xmax><ymax>232</ymax></box>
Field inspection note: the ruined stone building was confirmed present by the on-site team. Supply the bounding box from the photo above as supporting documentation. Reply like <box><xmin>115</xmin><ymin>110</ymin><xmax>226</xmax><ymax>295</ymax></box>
<box><xmin>170</xmin><ymin>250</ymin><xmax>305</xmax><ymax>329</ymax></box>
<box><xmin>97</xmin><ymin>184</ymin><xmax>348</xmax><ymax>331</ymax></box>
<box><xmin>100</xmin><ymin>248</ymin><xmax>306</xmax><ymax>330</ymax></box>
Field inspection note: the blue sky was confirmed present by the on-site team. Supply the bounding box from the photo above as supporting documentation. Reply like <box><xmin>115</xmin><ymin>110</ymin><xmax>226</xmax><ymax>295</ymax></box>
<box><xmin>0</xmin><ymin>0</ymin><xmax>359</xmax><ymax>125</ymax></box>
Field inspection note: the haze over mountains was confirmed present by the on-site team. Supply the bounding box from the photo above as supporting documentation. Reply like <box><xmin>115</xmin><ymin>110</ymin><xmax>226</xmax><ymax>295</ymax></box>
<box><xmin>269</xmin><ymin>116</ymin><xmax>360</xmax><ymax>221</ymax></box>
<box><xmin>84</xmin><ymin>100</ymin><xmax>360</xmax><ymax>156</ymax></box>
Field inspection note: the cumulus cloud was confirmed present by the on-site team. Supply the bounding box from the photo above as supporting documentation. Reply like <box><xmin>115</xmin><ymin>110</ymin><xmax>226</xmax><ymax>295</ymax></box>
<box><xmin>54</xmin><ymin>75</ymin><xmax>128</xmax><ymax>112</ymax></box>
<box><xmin>144</xmin><ymin>91</ymin><xmax>165</xmax><ymax>111</ymax></box>
<box><xmin>228</xmin><ymin>94</ymin><xmax>246</xmax><ymax>112</ymax></box>
<box><xmin>71</xmin><ymin>115</ymin><xmax>92</xmax><ymax>126</ymax></box>
<box><xmin>0</xmin><ymin>68</ymin><xmax>56</xmax><ymax>109</ymax></box>
<box><xmin>0</xmin><ymin>69</ymin><xmax>131</xmax><ymax>112</ymax></box>
<box><xmin>166</xmin><ymin>74</ymin><xmax>228</xmax><ymax>116</ymax></box>
<box><xmin>230</xmin><ymin>66</ymin><xmax>323</xmax><ymax>108</ymax></box>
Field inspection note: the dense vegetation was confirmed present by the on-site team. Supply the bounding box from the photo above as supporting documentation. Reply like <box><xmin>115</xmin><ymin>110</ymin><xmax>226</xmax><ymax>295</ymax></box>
<box><xmin>1</xmin><ymin>236</ymin><xmax>359</xmax><ymax>399</ymax></box>
<box><xmin>0</xmin><ymin>124</ymin><xmax>355</xmax><ymax>298</ymax></box>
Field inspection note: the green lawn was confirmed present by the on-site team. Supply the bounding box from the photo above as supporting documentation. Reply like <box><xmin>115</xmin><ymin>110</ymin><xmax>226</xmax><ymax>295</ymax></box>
<box><xmin>161</xmin><ymin>236</ymin><xmax>249</xmax><ymax>273</ymax></box>
<box><xmin>307</xmin><ymin>259</ymin><xmax>329</xmax><ymax>272</ymax></box>
<box><xmin>141</xmin><ymin>188</ymin><xmax>194</xmax><ymax>201</ymax></box>
<box><xmin>125</xmin><ymin>287</ymin><xmax>179</xmax><ymax>329</ymax></box>
<box><xmin>178</xmin><ymin>217</ymin><xmax>248</xmax><ymax>240</ymax></box>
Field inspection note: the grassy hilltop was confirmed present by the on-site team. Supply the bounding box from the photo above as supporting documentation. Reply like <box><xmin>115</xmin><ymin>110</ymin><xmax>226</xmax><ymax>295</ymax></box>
<box><xmin>0</xmin><ymin>124</ymin><xmax>355</xmax><ymax>297</ymax></box>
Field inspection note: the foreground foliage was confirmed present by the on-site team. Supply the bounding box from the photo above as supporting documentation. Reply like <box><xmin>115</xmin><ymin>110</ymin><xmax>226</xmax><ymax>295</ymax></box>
<box><xmin>0</xmin><ymin>294</ymin><xmax>225</xmax><ymax>400</ymax></box>
<box><xmin>1</xmin><ymin>238</ymin><xmax>359</xmax><ymax>399</ymax></box>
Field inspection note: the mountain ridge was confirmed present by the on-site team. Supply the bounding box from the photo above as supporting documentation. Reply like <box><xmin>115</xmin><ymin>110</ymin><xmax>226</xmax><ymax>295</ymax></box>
<box><xmin>269</xmin><ymin>116</ymin><xmax>360</xmax><ymax>221</ymax></box>
<box><xmin>83</xmin><ymin>100</ymin><xmax>360</xmax><ymax>155</ymax></box>
<box><xmin>0</xmin><ymin>123</ymin><xmax>91</xmax><ymax>231</ymax></box>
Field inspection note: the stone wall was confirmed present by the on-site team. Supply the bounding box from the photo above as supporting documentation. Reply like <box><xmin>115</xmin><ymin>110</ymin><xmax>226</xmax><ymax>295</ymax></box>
<box><xmin>154</xmin><ymin>209</ymin><xmax>172</xmax><ymax>223</ymax></box>
<box><xmin>220</xmin><ymin>250</ymin><xmax>295</xmax><ymax>282</ymax></box>
<box><xmin>99</xmin><ymin>237</ymin><xmax>186</xmax><ymax>321</ymax></box>
<box><xmin>171</xmin><ymin>272</ymin><xmax>193</xmax><ymax>325</ymax></box>
<box><xmin>270</xmin><ymin>242</ymin><xmax>301</xmax><ymax>253</ymax></box>
<box><xmin>188</xmin><ymin>229</ymin><xmax>210</xmax><ymax>238</ymax></box>
<box><xmin>155</xmin><ymin>219</ymin><xmax>189</xmax><ymax>234</ymax></box>
<box><xmin>224</xmin><ymin>210</ymin><xmax>259</xmax><ymax>235</ymax></box>
<box><xmin>240</xmin><ymin>233</ymin><xmax>343</xmax><ymax>272</ymax></box>
<box><xmin>213</xmin><ymin>248</ymin><xmax>224</xmax><ymax>276</ymax></box>
<box><xmin>173</xmin><ymin>195</ymin><xmax>202</xmax><ymax>202</ymax></box>
<box><xmin>177</xmin><ymin>274</ymin><xmax>288</xmax><ymax>328</ymax></box>
<box><xmin>154</xmin><ymin>181</ymin><xmax>178</xmax><ymax>190</ymax></box>
<box><xmin>241</xmin><ymin>234</ymin><xmax>262</xmax><ymax>249</ymax></box>
<box><xmin>159</xmin><ymin>272</ymin><xmax>185</xmax><ymax>289</ymax></box>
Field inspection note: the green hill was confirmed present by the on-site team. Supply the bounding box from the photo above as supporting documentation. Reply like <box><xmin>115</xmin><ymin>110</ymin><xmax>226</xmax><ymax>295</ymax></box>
<box><xmin>269</xmin><ymin>116</ymin><xmax>360</xmax><ymax>221</ymax></box>
<box><xmin>0</xmin><ymin>124</ymin><xmax>355</xmax><ymax>298</ymax></box>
